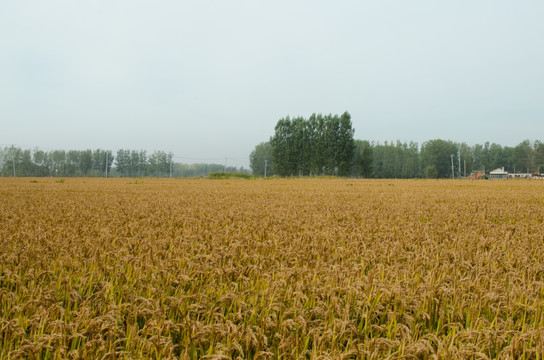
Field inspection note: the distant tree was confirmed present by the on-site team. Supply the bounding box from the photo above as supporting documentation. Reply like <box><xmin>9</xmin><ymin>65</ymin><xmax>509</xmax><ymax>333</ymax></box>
<box><xmin>293</xmin><ymin>116</ymin><xmax>310</xmax><ymax>175</ymax></box>
<box><xmin>353</xmin><ymin>140</ymin><xmax>373</xmax><ymax>177</ymax></box>
<box><xmin>129</xmin><ymin>150</ymin><xmax>139</xmax><ymax>176</ymax></box>
<box><xmin>458</xmin><ymin>143</ymin><xmax>473</xmax><ymax>176</ymax></box>
<box><xmin>148</xmin><ymin>151</ymin><xmax>169</xmax><ymax>177</ymax></box>
<box><xmin>471</xmin><ymin>144</ymin><xmax>484</xmax><ymax>172</ymax></box>
<box><xmin>369</xmin><ymin>140</ymin><xmax>421</xmax><ymax>178</ymax></box>
<box><xmin>420</xmin><ymin>139</ymin><xmax>458</xmax><ymax>178</ymax></box>
<box><xmin>336</xmin><ymin>112</ymin><xmax>355</xmax><ymax>176</ymax></box>
<box><xmin>482</xmin><ymin>142</ymin><xmax>491</xmax><ymax>170</ymax></box>
<box><xmin>66</xmin><ymin>150</ymin><xmax>81</xmax><ymax>176</ymax></box>
<box><xmin>5</xmin><ymin>147</ymin><xmax>34</xmax><ymax>176</ymax></box>
<box><xmin>33</xmin><ymin>149</ymin><xmax>50</xmax><ymax>177</ymax></box>
<box><xmin>371</xmin><ymin>141</ymin><xmax>399</xmax><ymax>178</ymax></box>
<box><xmin>404</xmin><ymin>141</ymin><xmax>421</xmax><ymax>178</ymax></box>
<box><xmin>136</xmin><ymin>150</ymin><xmax>147</xmax><ymax>176</ymax></box>
<box><xmin>115</xmin><ymin>149</ymin><xmax>129</xmax><ymax>176</ymax></box>
<box><xmin>534</xmin><ymin>141</ymin><xmax>544</xmax><ymax>174</ymax></box>
<box><xmin>270</xmin><ymin>117</ymin><xmax>295</xmax><ymax>176</ymax></box>
<box><xmin>50</xmin><ymin>150</ymin><xmax>67</xmax><ymax>176</ymax></box>
<box><xmin>322</xmin><ymin>114</ymin><xmax>340</xmax><ymax>174</ymax></box>
<box><xmin>502</xmin><ymin>146</ymin><xmax>515</xmax><ymax>173</ymax></box>
<box><xmin>249</xmin><ymin>141</ymin><xmax>274</xmax><ymax>176</ymax></box>
<box><xmin>80</xmin><ymin>150</ymin><xmax>92</xmax><ymax>176</ymax></box>
<box><xmin>308</xmin><ymin>114</ymin><xmax>326</xmax><ymax>175</ymax></box>
<box><xmin>513</xmin><ymin>140</ymin><xmax>533</xmax><ymax>173</ymax></box>
<box><xmin>488</xmin><ymin>143</ymin><xmax>504</xmax><ymax>171</ymax></box>
<box><xmin>148</xmin><ymin>152</ymin><xmax>159</xmax><ymax>177</ymax></box>
<box><xmin>269</xmin><ymin>112</ymin><xmax>355</xmax><ymax>177</ymax></box>
<box><xmin>20</xmin><ymin>149</ymin><xmax>34</xmax><ymax>176</ymax></box>
<box><xmin>92</xmin><ymin>149</ymin><xmax>111</xmax><ymax>176</ymax></box>
<box><xmin>167</xmin><ymin>152</ymin><xmax>174</xmax><ymax>177</ymax></box>
<box><xmin>159</xmin><ymin>151</ymin><xmax>170</xmax><ymax>176</ymax></box>
<box><xmin>424</xmin><ymin>165</ymin><xmax>438</xmax><ymax>179</ymax></box>
<box><xmin>105</xmin><ymin>150</ymin><xmax>114</xmax><ymax>176</ymax></box>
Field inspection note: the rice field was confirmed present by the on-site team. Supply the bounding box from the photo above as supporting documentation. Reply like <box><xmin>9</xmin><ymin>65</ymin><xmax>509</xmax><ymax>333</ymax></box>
<box><xmin>1</xmin><ymin>177</ymin><xmax>544</xmax><ymax>359</ymax></box>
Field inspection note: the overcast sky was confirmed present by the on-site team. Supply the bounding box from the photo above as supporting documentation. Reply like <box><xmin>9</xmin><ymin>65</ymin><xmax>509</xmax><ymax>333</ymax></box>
<box><xmin>1</xmin><ymin>1</ymin><xmax>543</xmax><ymax>168</ymax></box>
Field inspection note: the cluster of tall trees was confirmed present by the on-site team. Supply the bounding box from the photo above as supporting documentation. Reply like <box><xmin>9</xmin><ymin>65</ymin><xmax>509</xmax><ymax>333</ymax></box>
<box><xmin>0</xmin><ymin>147</ymin><xmax>249</xmax><ymax>177</ymax></box>
<box><xmin>114</xmin><ymin>149</ymin><xmax>173</xmax><ymax>177</ymax></box>
<box><xmin>0</xmin><ymin>147</ymin><xmax>114</xmax><ymax>177</ymax></box>
<box><xmin>250</xmin><ymin>114</ymin><xmax>544</xmax><ymax>178</ymax></box>
<box><xmin>115</xmin><ymin>150</ymin><xmax>248</xmax><ymax>177</ymax></box>
<box><xmin>267</xmin><ymin>112</ymin><xmax>355</xmax><ymax>176</ymax></box>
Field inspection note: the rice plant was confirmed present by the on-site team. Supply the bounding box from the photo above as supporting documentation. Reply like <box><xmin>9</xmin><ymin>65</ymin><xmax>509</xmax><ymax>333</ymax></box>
<box><xmin>1</xmin><ymin>178</ymin><xmax>543</xmax><ymax>359</ymax></box>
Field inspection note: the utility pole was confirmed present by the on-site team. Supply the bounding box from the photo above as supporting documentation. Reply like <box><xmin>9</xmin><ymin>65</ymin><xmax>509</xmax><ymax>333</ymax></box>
<box><xmin>458</xmin><ymin>149</ymin><xmax>461</xmax><ymax>178</ymax></box>
<box><xmin>264</xmin><ymin>159</ymin><xmax>268</xmax><ymax>177</ymax></box>
<box><xmin>451</xmin><ymin>154</ymin><xmax>455</xmax><ymax>179</ymax></box>
<box><xmin>464</xmin><ymin>160</ymin><xmax>466</xmax><ymax>178</ymax></box>
<box><xmin>105</xmin><ymin>152</ymin><xmax>108</xmax><ymax>178</ymax></box>
<box><xmin>170</xmin><ymin>158</ymin><xmax>172</xmax><ymax>178</ymax></box>
<box><xmin>11</xmin><ymin>145</ymin><xmax>16</xmax><ymax>177</ymax></box>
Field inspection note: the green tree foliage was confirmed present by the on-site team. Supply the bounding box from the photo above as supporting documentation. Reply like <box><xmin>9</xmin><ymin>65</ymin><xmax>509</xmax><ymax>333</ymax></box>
<box><xmin>269</xmin><ymin>112</ymin><xmax>355</xmax><ymax>176</ymax></box>
<box><xmin>420</xmin><ymin>139</ymin><xmax>459</xmax><ymax>178</ymax></box>
<box><xmin>3</xmin><ymin>138</ymin><xmax>544</xmax><ymax>179</ymax></box>
<box><xmin>116</xmin><ymin>149</ymin><xmax>148</xmax><ymax>177</ymax></box>
<box><xmin>255</xmin><ymin>114</ymin><xmax>544</xmax><ymax>179</ymax></box>
<box><xmin>32</xmin><ymin>149</ymin><xmax>50</xmax><ymax>177</ymax></box>
<box><xmin>535</xmin><ymin>141</ymin><xmax>544</xmax><ymax>174</ymax></box>
<box><xmin>424</xmin><ymin>165</ymin><xmax>438</xmax><ymax>179</ymax></box>
<box><xmin>0</xmin><ymin>147</ymin><xmax>115</xmax><ymax>177</ymax></box>
<box><xmin>66</xmin><ymin>150</ymin><xmax>80</xmax><ymax>176</ymax></box>
<box><xmin>91</xmin><ymin>149</ymin><xmax>114</xmax><ymax>176</ymax></box>
<box><xmin>115</xmin><ymin>149</ymin><xmax>129</xmax><ymax>176</ymax></box>
<box><xmin>269</xmin><ymin>118</ymin><xmax>292</xmax><ymax>176</ymax></box>
<box><xmin>514</xmin><ymin>140</ymin><xmax>533</xmax><ymax>173</ymax></box>
<box><xmin>352</xmin><ymin>140</ymin><xmax>373</xmax><ymax>177</ymax></box>
<box><xmin>148</xmin><ymin>151</ymin><xmax>172</xmax><ymax>177</ymax></box>
<box><xmin>249</xmin><ymin>142</ymin><xmax>274</xmax><ymax>176</ymax></box>
<box><xmin>370</xmin><ymin>141</ymin><xmax>421</xmax><ymax>178</ymax></box>
<box><xmin>0</xmin><ymin>146</ymin><xmax>251</xmax><ymax>178</ymax></box>
<box><xmin>458</xmin><ymin>143</ymin><xmax>473</xmax><ymax>176</ymax></box>
<box><xmin>336</xmin><ymin>112</ymin><xmax>356</xmax><ymax>176</ymax></box>
<box><xmin>80</xmin><ymin>150</ymin><xmax>92</xmax><ymax>175</ymax></box>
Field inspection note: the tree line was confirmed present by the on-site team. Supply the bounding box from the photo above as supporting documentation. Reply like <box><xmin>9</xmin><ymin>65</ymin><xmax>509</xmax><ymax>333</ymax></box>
<box><xmin>363</xmin><ymin>139</ymin><xmax>544</xmax><ymax>178</ymax></box>
<box><xmin>250</xmin><ymin>113</ymin><xmax>544</xmax><ymax>178</ymax></box>
<box><xmin>0</xmin><ymin>147</ymin><xmax>114</xmax><ymax>177</ymax></box>
<box><xmin>0</xmin><ymin>147</ymin><xmax>248</xmax><ymax>177</ymax></box>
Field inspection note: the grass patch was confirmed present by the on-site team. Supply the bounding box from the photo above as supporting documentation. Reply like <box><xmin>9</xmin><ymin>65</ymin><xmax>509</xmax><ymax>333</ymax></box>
<box><xmin>207</xmin><ymin>172</ymin><xmax>254</xmax><ymax>179</ymax></box>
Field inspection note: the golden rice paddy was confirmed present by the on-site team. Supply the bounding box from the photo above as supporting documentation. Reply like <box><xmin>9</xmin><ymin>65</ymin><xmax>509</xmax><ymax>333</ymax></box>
<box><xmin>1</xmin><ymin>178</ymin><xmax>544</xmax><ymax>359</ymax></box>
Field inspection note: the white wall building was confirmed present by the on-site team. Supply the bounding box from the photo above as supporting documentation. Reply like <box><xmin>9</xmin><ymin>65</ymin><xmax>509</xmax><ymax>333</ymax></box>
<box><xmin>489</xmin><ymin>167</ymin><xmax>535</xmax><ymax>179</ymax></box>
<box><xmin>489</xmin><ymin>167</ymin><xmax>508</xmax><ymax>179</ymax></box>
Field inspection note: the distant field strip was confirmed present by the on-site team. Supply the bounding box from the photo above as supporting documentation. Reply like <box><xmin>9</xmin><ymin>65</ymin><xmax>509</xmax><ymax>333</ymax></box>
<box><xmin>1</xmin><ymin>178</ymin><xmax>544</xmax><ymax>359</ymax></box>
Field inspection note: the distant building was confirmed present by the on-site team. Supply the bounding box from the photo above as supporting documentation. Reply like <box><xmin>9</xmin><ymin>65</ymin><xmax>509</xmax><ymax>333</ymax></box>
<box><xmin>489</xmin><ymin>167</ymin><xmax>508</xmax><ymax>179</ymax></box>
<box><xmin>508</xmin><ymin>172</ymin><xmax>532</xmax><ymax>179</ymax></box>
<box><xmin>489</xmin><ymin>167</ymin><xmax>536</xmax><ymax>179</ymax></box>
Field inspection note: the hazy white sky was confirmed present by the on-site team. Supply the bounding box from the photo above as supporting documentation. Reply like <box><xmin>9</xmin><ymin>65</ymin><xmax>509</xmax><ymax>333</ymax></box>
<box><xmin>1</xmin><ymin>1</ymin><xmax>543</xmax><ymax>168</ymax></box>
